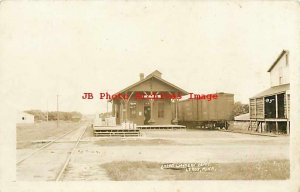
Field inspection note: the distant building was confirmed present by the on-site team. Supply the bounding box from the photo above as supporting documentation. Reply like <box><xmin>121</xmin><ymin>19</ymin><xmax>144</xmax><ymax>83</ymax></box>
<box><xmin>234</xmin><ymin>113</ymin><xmax>250</xmax><ymax>121</ymax></box>
<box><xmin>17</xmin><ymin>112</ymin><xmax>34</xmax><ymax>124</ymax></box>
<box><xmin>233</xmin><ymin>113</ymin><xmax>250</xmax><ymax>131</ymax></box>
<box><xmin>249</xmin><ymin>50</ymin><xmax>290</xmax><ymax>134</ymax></box>
<box><xmin>111</xmin><ymin>70</ymin><xmax>189</xmax><ymax>125</ymax></box>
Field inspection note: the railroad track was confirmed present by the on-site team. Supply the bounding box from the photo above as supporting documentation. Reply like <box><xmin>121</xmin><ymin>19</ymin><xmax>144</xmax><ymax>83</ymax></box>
<box><xmin>16</xmin><ymin>124</ymin><xmax>89</xmax><ymax>181</ymax></box>
<box><xmin>55</xmin><ymin>124</ymin><xmax>88</xmax><ymax>181</ymax></box>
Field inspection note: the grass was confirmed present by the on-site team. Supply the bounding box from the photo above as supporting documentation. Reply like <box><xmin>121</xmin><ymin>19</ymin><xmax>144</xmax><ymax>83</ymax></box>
<box><xmin>101</xmin><ymin>159</ymin><xmax>289</xmax><ymax>180</ymax></box>
<box><xmin>16</xmin><ymin>121</ymin><xmax>81</xmax><ymax>149</ymax></box>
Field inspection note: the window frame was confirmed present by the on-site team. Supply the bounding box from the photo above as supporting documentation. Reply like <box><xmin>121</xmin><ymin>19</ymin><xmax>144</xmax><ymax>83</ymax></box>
<box><xmin>158</xmin><ymin>102</ymin><xmax>164</xmax><ymax>118</ymax></box>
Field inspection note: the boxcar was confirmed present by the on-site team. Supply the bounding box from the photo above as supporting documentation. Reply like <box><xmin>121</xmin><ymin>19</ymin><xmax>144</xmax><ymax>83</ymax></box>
<box><xmin>176</xmin><ymin>92</ymin><xmax>234</xmax><ymax>129</ymax></box>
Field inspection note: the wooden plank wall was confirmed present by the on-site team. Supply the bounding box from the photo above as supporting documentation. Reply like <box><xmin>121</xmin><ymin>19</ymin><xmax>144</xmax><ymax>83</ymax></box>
<box><xmin>250</xmin><ymin>99</ymin><xmax>256</xmax><ymax>119</ymax></box>
<box><xmin>256</xmin><ymin>98</ymin><xmax>264</xmax><ymax>119</ymax></box>
<box><xmin>177</xmin><ymin>93</ymin><xmax>234</xmax><ymax>122</ymax></box>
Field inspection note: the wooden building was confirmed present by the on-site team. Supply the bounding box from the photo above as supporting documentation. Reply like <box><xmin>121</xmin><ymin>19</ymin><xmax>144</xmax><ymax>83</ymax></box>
<box><xmin>17</xmin><ymin>112</ymin><xmax>34</xmax><ymax>124</ymax></box>
<box><xmin>233</xmin><ymin>113</ymin><xmax>250</xmax><ymax>132</ymax></box>
<box><xmin>111</xmin><ymin>70</ymin><xmax>189</xmax><ymax>126</ymax></box>
<box><xmin>249</xmin><ymin>50</ymin><xmax>290</xmax><ymax>134</ymax></box>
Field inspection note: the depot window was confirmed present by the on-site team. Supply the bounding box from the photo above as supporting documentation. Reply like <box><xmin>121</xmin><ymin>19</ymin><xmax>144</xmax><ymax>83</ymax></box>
<box><xmin>158</xmin><ymin>102</ymin><xmax>164</xmax><ymax>118</ymax></box>
<box><xmin>130</xmin><ymin>102</ymin><xmax>137</xmax><ymax>118</ymax></box>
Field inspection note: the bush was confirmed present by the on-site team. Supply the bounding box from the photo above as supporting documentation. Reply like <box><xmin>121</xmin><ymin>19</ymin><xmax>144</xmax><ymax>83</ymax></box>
<box><xmin>24</xmin><ymin>110</ymin><xmax>82</xmax><ymax>122</ymax></box>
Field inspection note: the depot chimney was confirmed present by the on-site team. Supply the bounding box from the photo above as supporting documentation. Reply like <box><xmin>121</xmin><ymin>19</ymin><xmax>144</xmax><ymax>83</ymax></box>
<box><xmin>139</xmin><ymin>73</ymin><xmax>144</xmax><ymax>81</ymax></box>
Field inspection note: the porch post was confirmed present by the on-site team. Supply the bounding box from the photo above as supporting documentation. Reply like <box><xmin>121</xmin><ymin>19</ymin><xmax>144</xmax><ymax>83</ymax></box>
<box><xmin>286</xmin><ymin>92</ymin><xmax>289</xmax><ymax>135</ymax></box>
<box><xmin>260</xmin><ymin>122</ymin><xmax>262</xmax><ymax>133</ymax></box>
<box><xmin>249</xmin><ymin>120</ymin><xmax>252</xmax><ymax>131</ymax></box>
<box><xmin>275</xmin><ymin>94</ymin><xmax>278</xmax><ymax>118</ymax></box>
<box><xmin>120</xmin><ymin>102</ymin><xmax>123</xmax><ymax>123</ymax></box>
<box><xmin>148</xmin><ymin>99</ymin><xmax>155</xmax><ymax>124</ymax></box>
<box><xmin>120</xmin><ymin>92</ymin><xmax>134</xmax><ymax>123</ymax></box>
<box><xmin>172</xmin><ymin>99</ymin><xmax>178</xmax><ymax>124</ymax></box>
<box><xmin>275</xmin><ymin>94</ymin><xmax>278</xmax><ymax>134</ymax></box>
<box><xmin>148</xmin><ymin>91</ymin><xmax>155</xmax><ymax>124</ymax></box>
<box><xmin>125</xmin><ymin>100</ymin><xmax>128</xmax><ymax>122</ymax></box>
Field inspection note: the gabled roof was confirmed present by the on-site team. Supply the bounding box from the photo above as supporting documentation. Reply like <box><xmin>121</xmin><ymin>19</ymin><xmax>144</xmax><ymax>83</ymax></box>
<box><xmin>267</xmin><ymin>50</ymin><xmax>288</xmax><ymax>72</ymax></box>
<box><xmin>146</xmin><ymin>70</ymin><xmax>162</xmax><ymax>78</ymax></box>
<box><xmin>250</xmin><ymin>83</ymin><xmax>290</xmax><ymax>99</ymax></box>
<box><xmin>19</xmin><ymin>111</ymin><xmax>34</xmax><ymax>117</ymax></box>
<box><xmin>114</xmin><ymin>70</ymin><xmax>189</xmax><ymax>95</ymax></box>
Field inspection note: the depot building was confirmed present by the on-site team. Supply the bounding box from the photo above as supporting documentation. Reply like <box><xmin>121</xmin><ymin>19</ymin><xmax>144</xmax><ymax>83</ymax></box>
<box><xmin>111</xmin><ymin>70</ymin><xmax>189</xmax><ymax>125</ymax></box>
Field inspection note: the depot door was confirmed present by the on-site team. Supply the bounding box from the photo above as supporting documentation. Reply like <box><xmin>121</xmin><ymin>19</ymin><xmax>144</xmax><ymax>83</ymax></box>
<box><xmin>144</xmin><ymin>106</ymin><xmax>151</xmax><ymax>125</ymax></box>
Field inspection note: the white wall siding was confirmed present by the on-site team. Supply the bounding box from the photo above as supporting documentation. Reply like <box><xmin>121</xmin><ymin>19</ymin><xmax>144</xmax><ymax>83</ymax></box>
<box><xmin>17</xmin><ymin>112</ymin><xmax>34</xmax><ymax>123</ymax></box>
<box><xmin>270</xmin><ymin>52</ymin><xmax>289</xmax><ymax>87</ymax></box>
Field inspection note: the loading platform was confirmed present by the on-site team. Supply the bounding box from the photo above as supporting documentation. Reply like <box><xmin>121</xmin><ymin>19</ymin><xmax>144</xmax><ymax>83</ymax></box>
<box><xmin>93</xmin><ymin>126</ymin><xmax>140</xmax><ymax>137</ymax></box>
<box><xmin>136</xmin><ymin>124</ymin><xmax>186</xmax><ymax>130</ymax></box>
<box><xmin>93</xmin><ymin>124</ymin><xmax>186</xmax><ymax>137</ymax></box>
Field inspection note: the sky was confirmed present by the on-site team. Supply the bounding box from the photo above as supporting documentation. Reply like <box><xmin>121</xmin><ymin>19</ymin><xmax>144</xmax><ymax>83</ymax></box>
<box><xmin>0</xmin><ymin>1</ymin><xmax>299</xmax><ymax>114</ymax></box>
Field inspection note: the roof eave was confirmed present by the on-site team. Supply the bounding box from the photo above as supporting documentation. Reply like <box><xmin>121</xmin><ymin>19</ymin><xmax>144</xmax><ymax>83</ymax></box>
<box><xmin>249</xmin><ymin>83</ymin><xmax>290</xmax><ymax>99</ymax></box>
<box><xmin>267</xmin><ymin>50</ymin><xmax>287</xmax><ymax>72</ymax></box>
<box><xmin>113</xmin><ymin>75</ymin><xmax>189</xmax><ymax>96</ymax></box>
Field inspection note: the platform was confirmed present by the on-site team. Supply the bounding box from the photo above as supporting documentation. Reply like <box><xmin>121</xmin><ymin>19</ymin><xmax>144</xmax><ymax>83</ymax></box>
<box><xmin>136</xmin><ymin>124</ymin><xmax>186</xmax><ymax>130</ymax></box>
<box><xmin>93</xmin><ymin>126</ymin><xmax>140</xmax><ymax>137</ymax></box>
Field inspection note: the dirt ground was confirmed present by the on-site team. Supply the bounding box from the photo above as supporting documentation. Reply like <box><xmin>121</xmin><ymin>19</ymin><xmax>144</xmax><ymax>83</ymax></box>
<box><xmin>16</xmin><ymin>122</ymin><xmax>88</xmax><ymax>181</ymax></box>
<box><xmin>16</xmin><ymin>123</ymin><xmax>289</xmax><ymax>181</ymax></box>
<box><xmin>62</xmin><ymin>127</ymin><xmax>289</xmax><ymax>180</ymax></box>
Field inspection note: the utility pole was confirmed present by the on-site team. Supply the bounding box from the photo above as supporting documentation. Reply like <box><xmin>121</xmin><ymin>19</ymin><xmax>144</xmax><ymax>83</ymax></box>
<box><xmin>46</xmin><ymin>101</ymin><xmax>48</xmax><ymax>122</ymax></box>
<box><xmin>106</xmin><ymin>100</ymin><xmax>108</xmax><ymax>113</ymax></box>
<box><xmin>57</xmin><ymin>94</ymin><xmax>59</xmax><ymax>128</ymax></box>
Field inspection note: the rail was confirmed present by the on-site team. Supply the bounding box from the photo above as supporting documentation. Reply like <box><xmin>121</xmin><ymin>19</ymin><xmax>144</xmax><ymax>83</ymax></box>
<box><xmin>16</xmin><ymin>127</ymin><xmax>80</xmax><ymax>165</ymax></box>
<box><xmin>55</xmin><ymin>125</ymin><xmax>89</xmax><ymax>181</ymax></box>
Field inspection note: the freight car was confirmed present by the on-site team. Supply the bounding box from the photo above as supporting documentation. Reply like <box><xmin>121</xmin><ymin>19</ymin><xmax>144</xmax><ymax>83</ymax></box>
<box><xmin>176</xmin><ymin>92</ymin><xmax>234</xmax><ymax>129</ymax></box>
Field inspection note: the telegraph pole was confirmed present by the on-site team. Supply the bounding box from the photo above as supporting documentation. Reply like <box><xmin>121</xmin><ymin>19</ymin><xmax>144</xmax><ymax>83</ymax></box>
<box><xmin>106</xmin><ymin>100</ymin><xmax>108</xmax><ymax>113</ymax></box>
<box><xmin>46</xmin><ymin>101</ymin><xmax>48</xmax><ymax>122</ymax></box>
<box><xmin>56</xmin><ymin>94</ymin><xmax>59</xmax><ymax>128</ymax></box>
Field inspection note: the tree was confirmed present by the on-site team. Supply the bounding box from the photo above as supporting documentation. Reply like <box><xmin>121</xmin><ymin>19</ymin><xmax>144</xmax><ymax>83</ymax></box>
<box><xmin>24</xmin><ymin>110</ymin><xmax>46</xmax><ymax>121</ymax></box>
<box><xmin>24</xmin><ymin>110</ymin><xmax>82</xmax><ymax>122</ymax></box>
<box><xmin>233</xmin><ymin>102</ymin><xmax>249</xmax><ymax>117</ymax></box>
